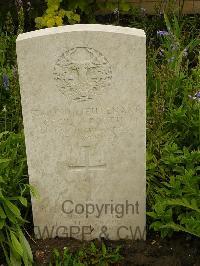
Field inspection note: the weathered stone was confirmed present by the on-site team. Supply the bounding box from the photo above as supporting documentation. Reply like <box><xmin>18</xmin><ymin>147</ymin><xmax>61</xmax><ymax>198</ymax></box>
<box><xmin>17</xmin><ymin>24</ymin><xmax>146</xmax><ymax>240</ymax></box>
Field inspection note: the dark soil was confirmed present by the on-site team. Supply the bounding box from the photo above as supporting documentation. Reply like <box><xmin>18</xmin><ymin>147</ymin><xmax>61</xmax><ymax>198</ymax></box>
<box><xmin>31</xmin><ymin>234</ymin><xmax>200</xmax><ymax>266</ymax></box>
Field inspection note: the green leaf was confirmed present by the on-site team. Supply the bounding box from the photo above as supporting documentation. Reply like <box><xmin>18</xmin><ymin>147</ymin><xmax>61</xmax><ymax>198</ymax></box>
<box><xmin>19</xmin><ymin>230</ymin><xmax>33</xmax><ymax>263</ymax></box>
<box><xmin>18</xmin><ymin>197</ymin><xmax>27</xmax><ymax>207</ymax></box>
<box><xmin>10</xmin><ymin>231</ymin><xmax>23</xmax><ymax>257</ymax></box>
<box><xmin>102</xmin><ymin>242</ymin><xmax>107</xmax><ymax>256</ymax></box>
<box><xmin>90</xmin><ymin>242</ymin><xmax>97</xmax><ymax>253</ymax></box>
<box><xmin>0</xmin><ymin>231</ymin><xmax>5</xmax><ymax>242</ymax></box>
<box><xmin>0</xmin><ymin>218</ymin><xmax>5</xmax><ymax>229</ymax></box>
<box><xmin>161</xmin><ymin>222</ymin><xmax>200</xmax><ymax>238</ymax></box>
<box><xmin>0</xmin><ymin>158</ymin><xmax>11</xmax><ymax>165</ymax></box>
<box><xmin>0</xmin><ymin>205</ymin><xmax>6</xmax><ymax>218</ymax></box>
<box><xmin>166</xmin><ymin>199</ymin><xmax>200</xmax><ymax>213</ymax></box>
<box><xmin>150</xmin><ymin>221</ymin><xmax>163</xmax><ymax>230</ymax></box>
<box><xmin>3</xmin><ymin>205</ymin><xmax>18</xmax><ymax>224</ymax></box>
<box><xmin>72</xmin><ymin>14</ymin><xmax>80</xmax><ymax>23</ymax></box>
<box><xmin>146</xmin><ymin>211</ymin><xmax>157</xmax><ymax>218</ymax></box>
<box><xmin>0</xmin><ymin>131</ymin><xmax>9</xmax><ymax>140</ymax></box>
<box><xmin>0</xmin><ymin>176</ymin><xmax>5</xmax><ymax>183</ymax></box>
<box><xmin>29</xmin><ymin>185</ymin><xmax>39</xmax><ymax>198</ymax></box>
<box><xmin>164</xmin><ymin>14</ymin><xmax>172</xmax><ymax>33</ymax></box>
<box><xmin>10</xmin><ymin>249</ymin><xmax>22</xmax><ymax>266</ymax></box>
<box><xmin>4</xmin><ymin>199</ymin><xmax>21</xmax><ymax>217</ymax></box>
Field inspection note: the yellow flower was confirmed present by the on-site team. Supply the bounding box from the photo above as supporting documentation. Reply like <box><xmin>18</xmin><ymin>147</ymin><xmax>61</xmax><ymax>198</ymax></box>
<box><xmin>46</xmin><ymin>18</ymin><xmax>55</xmax><ymax>27</ymax></box>
<box><xmin>55</xmin><ymin>16</ymin><xmax>63</xmax><ymax>26</ymax></box>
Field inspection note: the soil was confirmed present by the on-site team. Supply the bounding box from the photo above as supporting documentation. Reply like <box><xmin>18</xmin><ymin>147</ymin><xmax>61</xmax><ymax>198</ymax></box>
<box><xmin>30</xmin><ymin>234</ymin><xmax>200</xmax><ymax>266</ymax></box>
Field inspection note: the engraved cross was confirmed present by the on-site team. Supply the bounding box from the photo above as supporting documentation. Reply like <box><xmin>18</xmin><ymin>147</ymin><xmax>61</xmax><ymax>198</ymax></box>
<box><xmin>68</xmin><ymin>146</ymin><xmax>106</xmax><ymax>200</ymax></box>
<box><xmin>68</xmin><ymin>146</ymin><xmax>106</xmax><ymax>175</ymax></box>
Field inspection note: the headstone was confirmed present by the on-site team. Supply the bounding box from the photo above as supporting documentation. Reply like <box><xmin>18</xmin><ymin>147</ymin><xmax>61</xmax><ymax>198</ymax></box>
<box><xmin>16</xmin><ymin>24</ymin><xmax>146</xmax><ymax>240</ymax></box>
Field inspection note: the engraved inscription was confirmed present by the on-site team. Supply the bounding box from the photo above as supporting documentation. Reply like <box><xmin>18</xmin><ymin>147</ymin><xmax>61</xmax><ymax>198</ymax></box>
<box><xmin>65</xmin><ymin>104</ymin><xmax>136</xmax><ymax>146</ymax></box>
<box><xmin>54</xmin><ymin>47</ymin><xmax>112</xmax><ymax>102</ymax></box>
<box><xmin>30</xmin><ymin>104</ymin><xmax>139</xmax><ymax>145</ymax></box>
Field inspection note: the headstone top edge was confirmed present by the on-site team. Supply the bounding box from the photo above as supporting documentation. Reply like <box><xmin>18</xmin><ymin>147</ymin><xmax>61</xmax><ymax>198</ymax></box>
<box><xmin>16</xmin><ymin>24</ymin><xmax>145</xmax><ymax>42</ymax></box>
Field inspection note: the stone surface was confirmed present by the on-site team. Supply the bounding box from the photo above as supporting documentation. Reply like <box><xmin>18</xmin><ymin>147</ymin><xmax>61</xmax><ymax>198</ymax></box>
<box><xmin>16</xmin><ymin>24</ymin><xmax>146</xmax><ymax>240</ymax></box>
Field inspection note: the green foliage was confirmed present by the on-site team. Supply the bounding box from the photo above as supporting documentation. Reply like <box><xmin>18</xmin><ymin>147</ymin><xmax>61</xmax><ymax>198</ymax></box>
<box><xmin>0</xmin><ymin>32</ymin><xmax>23</xmax><ymax>133</ymax></box>
<box><xmin>146</xmin><ymin>15</ymin><xmax>200</xmax><ymax>238</ymax></box>
<box><xmin>0</xmin><ymin>15</ymin><xmax>33</xmax><ymax>264</ymax></box>
<box><xmin>147</xmin><ymin>144</ymin><xmax>200</xmax><ymax>238</ymax></box>
<box><xmin>17</xmin><ymin>7</ymin><xmax>25</xmax><ymax>35</ymax></box>
<box><xmin>35</xmin><ymin>0</ymin><xmax>80</xmax><ymax>29</ymax></box>
<box><xmin>35</xmin><ymin>0</ymin><xmax>132</xmax><ymax>27</ymax></box>
<box><xmin>49</xmin><ymin>242</ymin><xmax>123</xmax><ymax>266</ymax></box>
<box><xmin>0</xmin><ymin>131</ymin><xmax>34</xmax><ymax>265</ymax></box>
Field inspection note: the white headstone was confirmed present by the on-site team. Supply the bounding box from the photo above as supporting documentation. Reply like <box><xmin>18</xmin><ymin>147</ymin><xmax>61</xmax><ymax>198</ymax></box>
<box><xmin>17</xmin><ymin>24</ymin><xmax>146</xmax><ymax>240</ymax></box>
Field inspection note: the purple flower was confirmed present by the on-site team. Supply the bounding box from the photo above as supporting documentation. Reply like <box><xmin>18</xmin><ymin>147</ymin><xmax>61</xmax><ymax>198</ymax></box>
<box><xmin>188</xmin><ymin>91</ymin><xmax>200</xmax><ymax>102</ymax></box>
<box><xmin>157</xmin><ymin>30</ymin><xmax>169</xmax><ymax>37</ymax></box>
<box><xmin>195</xmin><ymin>91</ymin><xmax>200</xmax><ymax>98</ymax></box>
<box><xmin>2</xmin><ymin>74</ymin><xmax>9</xmax><ymax>90</ymax></box>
